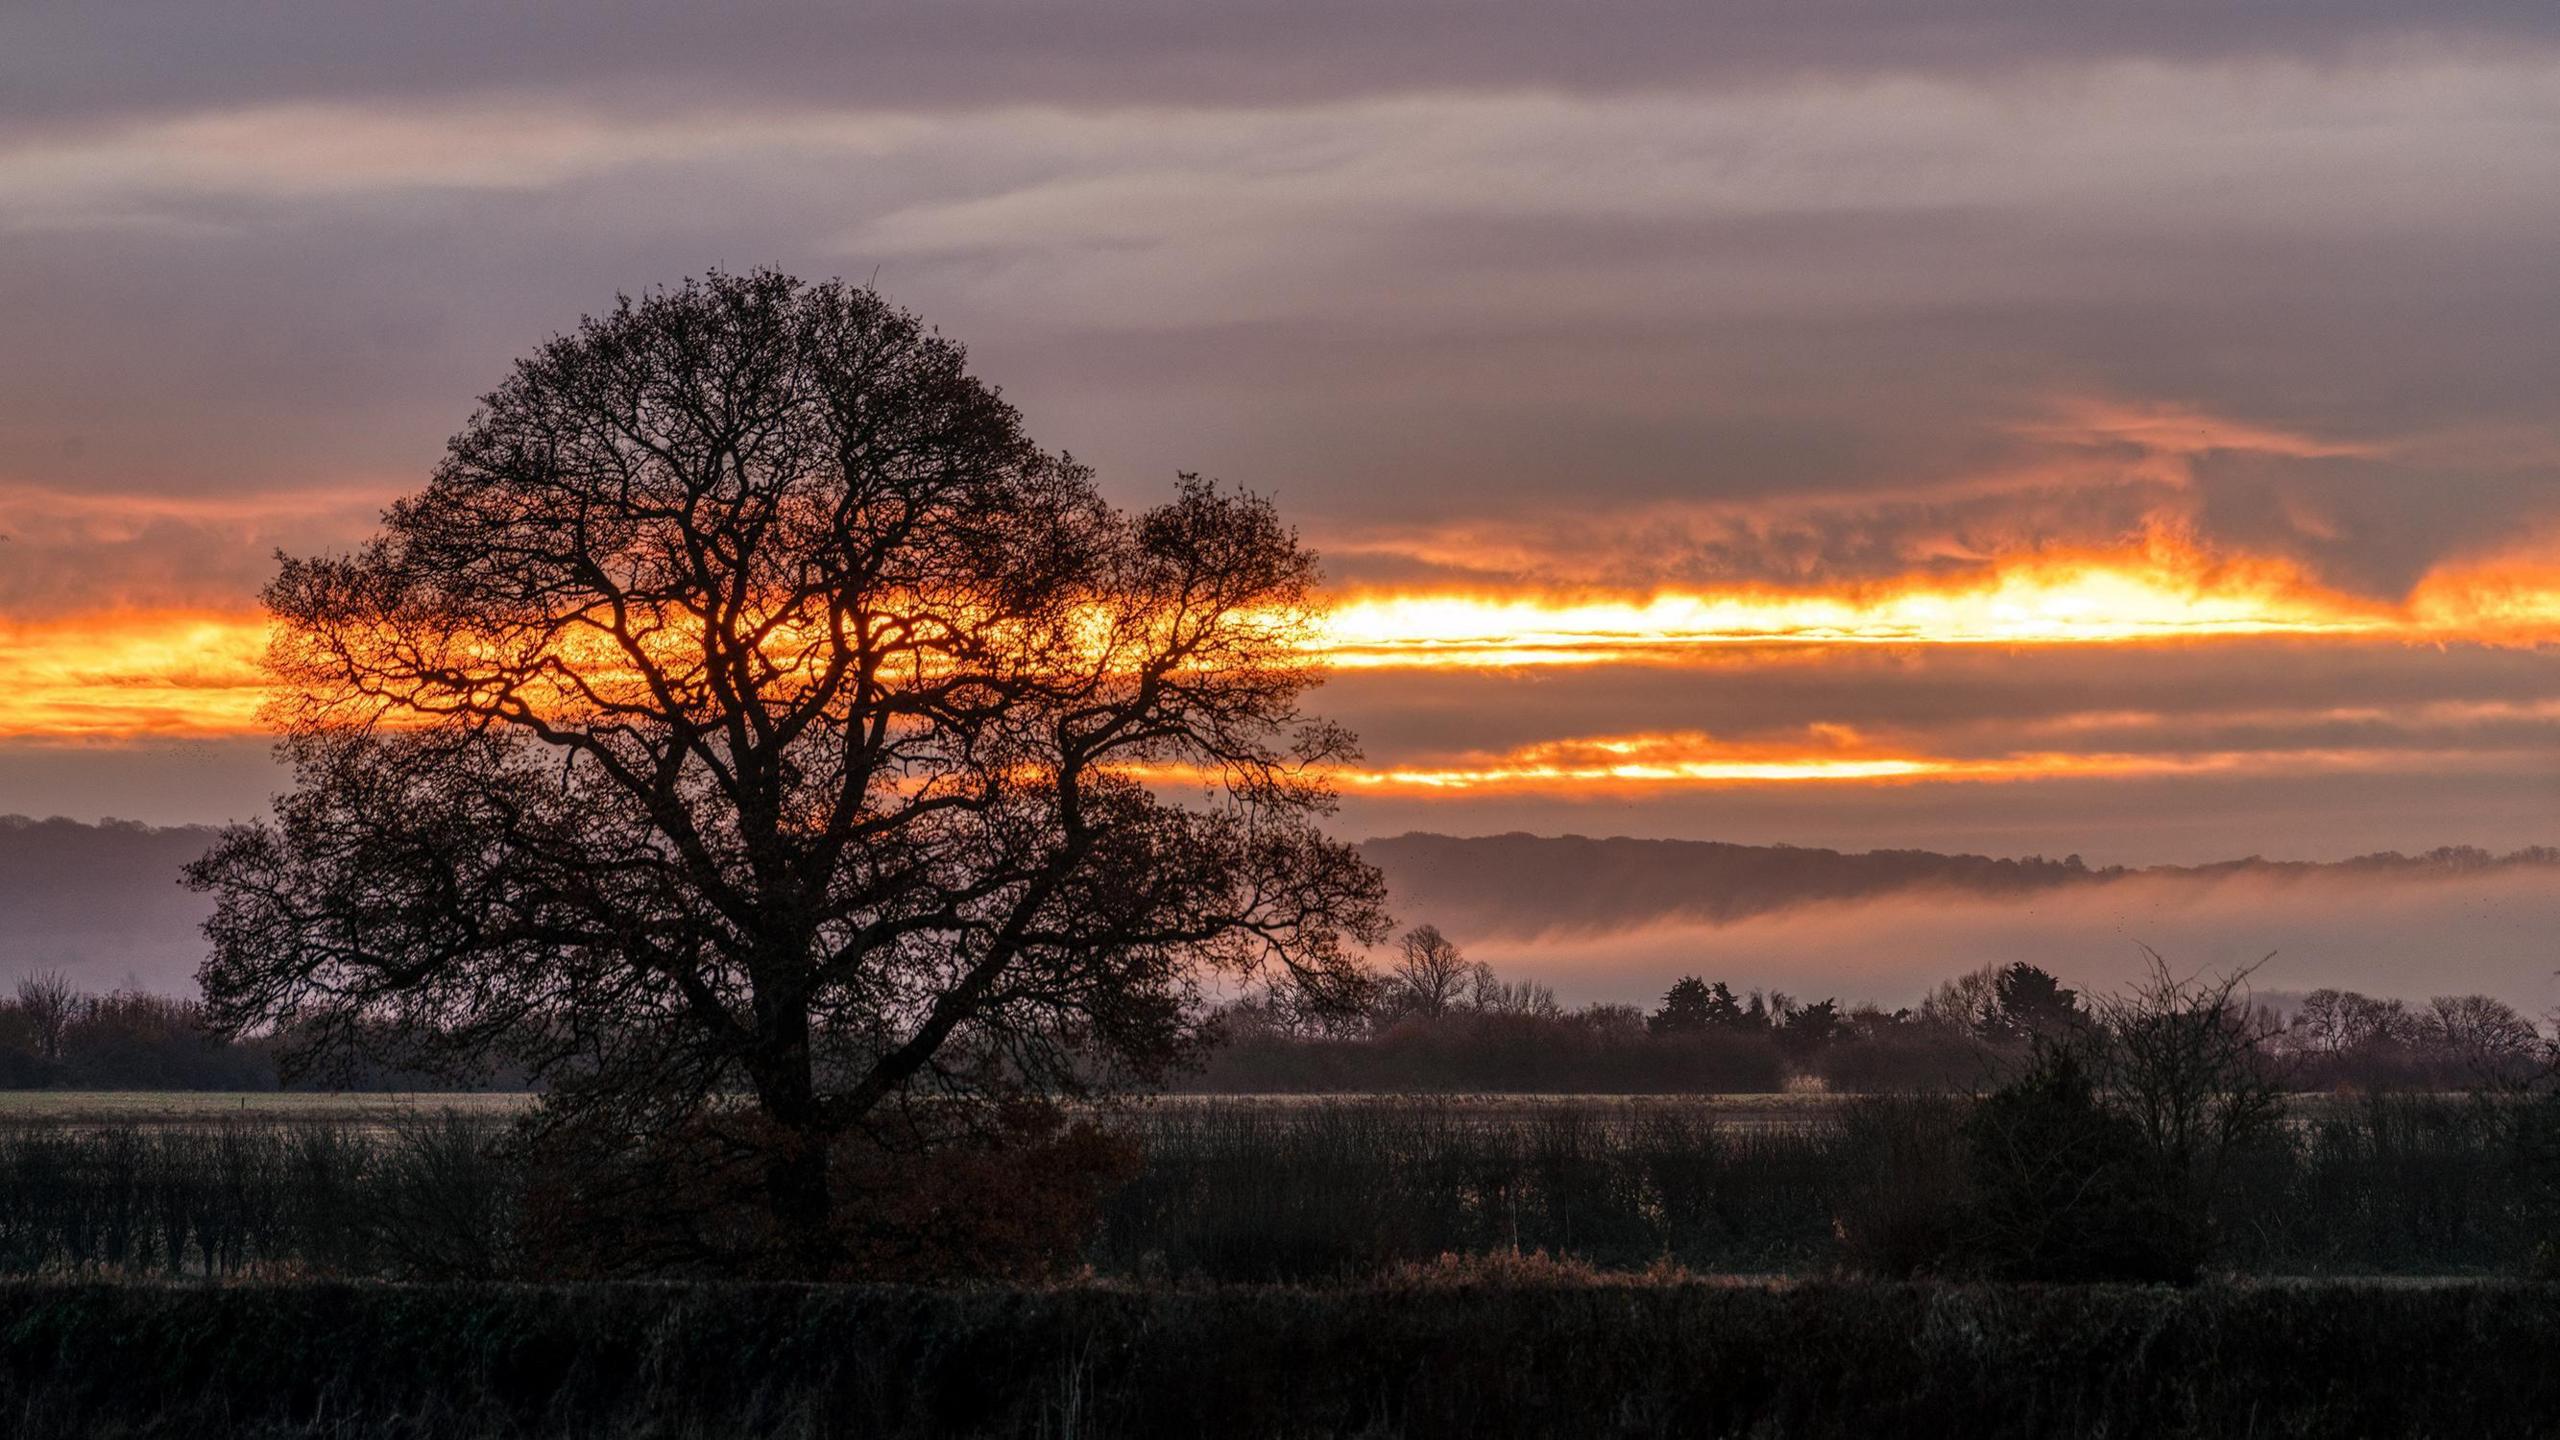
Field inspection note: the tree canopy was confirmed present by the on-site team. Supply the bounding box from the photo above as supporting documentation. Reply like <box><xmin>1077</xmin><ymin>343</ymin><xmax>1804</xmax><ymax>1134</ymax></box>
<box><xmin>187</xmin><ymin>270</ymin><xmax>1388</xmax><ymax>1266</ymax></box>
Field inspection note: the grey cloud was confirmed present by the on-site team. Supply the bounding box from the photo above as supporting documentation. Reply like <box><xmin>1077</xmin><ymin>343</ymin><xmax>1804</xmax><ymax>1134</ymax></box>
<box><xmin>9</xmin><ymin>2</ymin><xmax>2560</xmax><ymax>128</ymax></box>
<box><xmin>1315</xmin><ymin>641</ymin><xmax>2560</xmax><ymax>758</ymax></box>
<box><xmin>1</xmin><ymin>10</ymin><xmax>2556</xmax><ymax>875</ymax></box>
<box><xmin>4</xmin><ymin>66</ymin><xmax>2557</xmax><ymax>549</ymax></box>
<box><xmin>1333</xmin><ymin>766</ymin><xmax>2560</xmax><ymax>870</ymax></box>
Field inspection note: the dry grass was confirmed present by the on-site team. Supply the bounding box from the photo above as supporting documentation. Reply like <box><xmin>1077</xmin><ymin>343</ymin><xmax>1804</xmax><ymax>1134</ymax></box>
<box><xmin>0</xmin><ymin>1091</ymin><xmax>531</xmax><ymax>1127</ymax></box>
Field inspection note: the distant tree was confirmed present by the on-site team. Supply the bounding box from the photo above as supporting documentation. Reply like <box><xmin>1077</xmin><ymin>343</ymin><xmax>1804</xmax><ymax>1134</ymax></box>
<box><xmin>1650</xmin><ymin>976</ymin><xmax>1748</xmax><ymax>1035</ymax></box>
<box><xmin>1578</xmin><ymin>1002</ymin><xmax>1649</xmax><ymax>1044</ymax></box>
<box><xmin>2422</xmin><ymin>995</ymin><xmax>2542</xmax><ymax>1074</ymax></box>
<box><xmin>1649</xmin><ymin>977</ymin><xmax>1710</xmax><ymax>1035</ymax></box>
<box><xmin>15</xmin><ymin>971</ymin><xmax>74</xmax><ymax>1063</ymax></box>
<box><xmin>1919</xmin><ymin>964</ymin><xmax>2001</xmax><ymax>1035</ymax></box>
<box><xmin>1219</xmin><ymin>975</ymin><xmax>1381</xmax><ymax>1043</ymax></box>
<box><xmin>1386</xmin><ymin>925</ymin><xmax>1472</xmax><ymax>1021</ymax></box>
<box><xmin>1739</xmin><ymin>990</ymin><xmax>1773</xmax><ymax>1034</ymax></box>
<box><xmin>2290</xmin><ymin>988</ymin><xmax>2416</xmax><ymax>1056</ymax></box>
<box><xmin>1469</xmin><ymin>962</ymin><xmax>1560</xmax><ymax>1019</ymax></box>
<box><xmin>1982</xmin><ymin>963</ymin><xmax>2085</xmax><ymax>1044</ymax></box>
<box><xmin>186</xmin><ymin>272</ymin><xmax>1387</xmax><ymax>1272</ymax></box>
<box><xmin>1776</xmin><ymin>997</ymin><xmax>1843</xmax><ymax>1055</ymax></box>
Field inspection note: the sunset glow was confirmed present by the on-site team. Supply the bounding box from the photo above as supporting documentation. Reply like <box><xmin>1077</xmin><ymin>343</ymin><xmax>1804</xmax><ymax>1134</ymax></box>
<box><xmin>1308</xmin><ymin>731</ymin><xmax>2498</xmax><ymax>794</ymax></box>
<box><xmin>12</xmin><ymin>547</ymin><xmax>2552</xmax><ymax>750</ymax></box>
<box><xmin>0</xmin><ymin>612</ymin><xmax>270</xmax><ymax>740</ymax></box>
<box><xmin>6</xmin><ymin>0</ymin><xmax>2560</xmax><ymax>1022</ymax></box>
<box><xmin>1311</xmin><ymin>550</ymin><xmax>2524</xmax><ymax>669</ymax></box>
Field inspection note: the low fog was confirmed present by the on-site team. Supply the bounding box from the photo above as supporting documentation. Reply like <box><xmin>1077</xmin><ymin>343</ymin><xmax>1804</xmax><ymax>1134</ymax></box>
<box><xmin>1447</xmin><ymin>865</ymin><xmax>2560</xmax><ymax>1018</ymax></box>
<box><xmin>3</xmin><ymin>817</ymin><xmax>2551</xmax><ymax>1016</ymax></box>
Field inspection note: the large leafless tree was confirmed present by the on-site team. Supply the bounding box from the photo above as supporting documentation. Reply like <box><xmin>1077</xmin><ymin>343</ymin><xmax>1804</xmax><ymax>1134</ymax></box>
<box><xmin>188</xmin><ymin>271</ymin><xmax>1388</xmax><ymax>1264</ymax></box>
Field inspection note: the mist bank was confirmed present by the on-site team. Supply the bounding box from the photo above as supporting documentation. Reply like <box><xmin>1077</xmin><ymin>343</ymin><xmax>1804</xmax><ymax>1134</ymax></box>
<box><xmin>1363</xmin><ymin>832</ymin><xmax>2560</xmax><ymax>1012</ymax></box>
<box><xmin>1437</xmin><ymin>863</ymin><xmax>2560</xmax><ymax>1015</ymax></box>
<box><xmin>2</xmin><ymin>817</ymin><xmax>2552</xmax><ymax>1012</ymax></box>
<box><xmin>1365</xmin><ymin>831</ymin><xmax>2560</xmax><ymax>933</ymax></box>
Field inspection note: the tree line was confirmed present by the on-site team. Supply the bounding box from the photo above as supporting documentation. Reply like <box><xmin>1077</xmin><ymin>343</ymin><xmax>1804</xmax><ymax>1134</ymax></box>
<box><xmin>0</xmin><ymin>973</ymin><xmax>516</xmax><ymax>1091</ymax></box>
<box><xmin>0</xmin><ymin>939</ymin><xmax>2541</xmax><ymax>1097</ymax></box>
<box><xmin>1191</xmin><ymin>924</ymin><xmax>2554</xmax><ymax>1094</ymax></box>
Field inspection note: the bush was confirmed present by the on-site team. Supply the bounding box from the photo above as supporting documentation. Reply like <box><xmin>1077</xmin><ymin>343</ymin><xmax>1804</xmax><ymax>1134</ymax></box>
<box><xmin>1824</xmin><ymin>1096</ymin><xmax>1972</xmax><ymax>1278</ymax></box>
<box><xmin>518</xmin><ymin>1097</ymin><xmax>1142</xmax><ymax>1282</ymax></box>
<box><xmin>1964</xmin><ymin>1043</ymin><xmax>2200</xmax><ymax>1282</ymax></box>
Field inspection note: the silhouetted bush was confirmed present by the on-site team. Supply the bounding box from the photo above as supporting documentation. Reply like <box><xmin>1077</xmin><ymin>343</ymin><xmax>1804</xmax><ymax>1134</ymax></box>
<box><xmin>1824</xmin><ymin>1097</ymin><xmax>1973</xmax><ymax>1278</ymax></box>
<box><xmin>518</xmin><ymin>1097</ymin><xmax>1142</xmax><ymax>1282</ymax></box>
<box><xmin>1964</xmin><ymin>1043</ymin><xmax>2199</xmax><ymax>1282</ymax></box>
<box><xmin>1189</xmin><ymin>1009</ymin><xmax>1787</xmax><ymax>1093</ymax></box>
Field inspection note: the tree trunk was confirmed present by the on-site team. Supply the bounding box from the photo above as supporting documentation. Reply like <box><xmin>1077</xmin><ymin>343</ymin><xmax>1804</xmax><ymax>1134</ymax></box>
<box><xmin>763</xmin><ymin>1120</ymin><xmax>834</xmax><ymax>1276</ymax></box>
<box><xmin>750</xmin><ymin>970</ymin><xmax>835</xmax><ymax>1276</ymax></box>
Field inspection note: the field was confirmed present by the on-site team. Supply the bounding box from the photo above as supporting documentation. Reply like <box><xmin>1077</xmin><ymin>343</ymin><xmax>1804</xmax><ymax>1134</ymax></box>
<box><xmin>0</xmin><ymin>1090</ymin><xmax>534</xmax><ymax>1126</ymax></box>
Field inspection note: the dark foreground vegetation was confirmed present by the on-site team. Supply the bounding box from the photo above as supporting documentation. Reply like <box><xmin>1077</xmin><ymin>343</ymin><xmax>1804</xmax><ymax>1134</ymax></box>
<box><xmin>2</xmin><ymin>1089</ymin><xmax>2553</xmax><ymax>1284</ymax></box>
<box><xmin>6</xmin><ymin>1276</ymin><xmax>2560</xmax><ymax>1439</ymax></box>
<box><xmin>2</xmin><ymin>950</ymin><xmax>2554</xmax><ymax>1287</ymax></box>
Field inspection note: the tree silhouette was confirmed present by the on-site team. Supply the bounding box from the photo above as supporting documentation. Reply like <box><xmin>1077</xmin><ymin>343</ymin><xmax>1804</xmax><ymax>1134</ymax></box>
<box><xmin>186</xmin><ymin>271</ymin><xmax>1388</xmax><ymax>1270</ymax></box>
<box><xmin>1650</xmin><ymin>976</ymin><xmax>1746</xmax><ymax>1035</ymax></box>
<box><xmin>1983</xmin><ymin>963</ymin><xmax>2085</xmax><ymax>1043</ymax></box>
<box><xmin>1386</xmin><ymin>924</ymin><xmax>1471</xmax><ymax>1020</ymax></box>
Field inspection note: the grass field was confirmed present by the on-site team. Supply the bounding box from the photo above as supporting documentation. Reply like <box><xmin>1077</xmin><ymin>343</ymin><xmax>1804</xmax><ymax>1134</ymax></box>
<box><xmin>0</xmin><ymin>1090</ymin><xmax>535</xmax><ymax>1126</ymax></box>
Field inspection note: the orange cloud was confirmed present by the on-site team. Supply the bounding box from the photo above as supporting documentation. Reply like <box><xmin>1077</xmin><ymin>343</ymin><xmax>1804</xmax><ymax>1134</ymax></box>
<box><xmin>3</xmin><ymin>535</ymin><xmax>2553</xmax><ymax>743</ymax></box>
<box><xmin>0</xmin><ymin>610</ymin><xmax>269</xmax><ymax>739</ymax></box>
<box><xmin>2014</xmin><ymin>396</ymin><xmax>2382</xmax><ymax>475</ymax></box>
<box><xmin>1313</xmin><ymin>538</ymin><xmax>2477</xmax><ymax>669</ymax></box>
<box><xmin>1313</xmin><ymin>729</ymin><xmax>2509</xmax><ymax>794</ymax></box>
<box><xmin>2407</xmin><ymin>542</ymin><xmax>2560</xmax><ymax>645</ymax></box>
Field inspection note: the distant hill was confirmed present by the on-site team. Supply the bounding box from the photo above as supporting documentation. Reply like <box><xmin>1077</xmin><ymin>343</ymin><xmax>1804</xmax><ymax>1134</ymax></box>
<box><xmin>0</xmin><ymin>815</ymin><xmax>222</xmax><ymax>992</ymax></box>
<box><xmin>1359</xmin><ymin>832</ymin><xmax>2560</xmax><ymax>938</ymax></box>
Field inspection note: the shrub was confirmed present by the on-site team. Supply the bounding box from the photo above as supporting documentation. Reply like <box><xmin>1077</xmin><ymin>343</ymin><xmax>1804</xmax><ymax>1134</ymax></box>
<box><xmin>1824</xmin><ymin>1096</ymin><xmax>1972</xmax><ymax>1278</ymax></box>
<box><xmin>518</xmin><ymin>1097</ymin><xmax>1141</xmax><ymax>1282</ymax></box>
<box><xmin>1964</xmin><ymin>1042</ymin><xmax>2200</xmax><ymax>1282</ymax></box>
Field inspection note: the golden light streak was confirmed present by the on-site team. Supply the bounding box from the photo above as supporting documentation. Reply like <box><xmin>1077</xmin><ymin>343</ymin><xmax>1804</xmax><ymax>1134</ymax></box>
<box><xmin>2</xmin><ymin>544</ymin><xmax>2555</xmax><ymax>741</ymax></box>
<box><xmin>0</xmin><ymin>611</ymin><xmax>270</xmax><ymax>740</ymax></box>
<box><xmin>1304</xmin><ymin>731</ymin><xmax>2513</xmax><ymax>794</ymax></box>
<box><xmin>1312</xmin><ymin>550</ymin><xmax>2412</xmax><ymax>667</ymax></box>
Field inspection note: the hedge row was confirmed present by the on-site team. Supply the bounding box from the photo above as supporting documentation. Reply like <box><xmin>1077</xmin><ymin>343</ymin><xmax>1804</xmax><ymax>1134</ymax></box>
<box><xmin>3</xmin><ymin>1276</ymin><xmax>2557</xmax><ymax>1437</ymax></box>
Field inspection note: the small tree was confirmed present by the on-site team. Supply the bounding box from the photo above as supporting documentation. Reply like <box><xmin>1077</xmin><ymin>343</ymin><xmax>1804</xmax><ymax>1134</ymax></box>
<box><xmin>1468</xmin><ymin>963</ymin><xmax>1559</xmax><ymax>1019</ymax></box>
<box><xmin>2091</xmin><ymin>949</ymin><xmax>2288</xmax><ymax>1262</ymax></box>
<box><xmin>1775</xmin><ymin>997</ymin><xmax>1842</xmax><ymax>1056</ymax></box>
<box><xmin>1964</xmin><ymin>1038</ymin><xmax>2197</xmax><ymax>1282</ymax></box>
<box><xmin>1918</xmin><ymin>964</ymin><xmax>2001</xmax><ymax>1034</ymax></box>
<box><xmin>1650</xmin><ymin>976</ymin><xmax>1743</xmax><ymax>1036</ymax></box>
<box><xmin>14</xmin><ymin>971</ymin><xmax>75</xmax><ymax>1063</ymax></box>
<box><xmin>2423</xmin><ymin>994</ymin><xmax>2543</xmax><ymax>1077</ymax></box>
<box><xmin>1985</xmin><ymin>963</ymin><xmax>2085</xmax><ymax>1043</ymax></box>
<box><xmin>1386</xmin><ymin>925</ymin><xmax>1471</xmax><ymax>1021</ymax></box>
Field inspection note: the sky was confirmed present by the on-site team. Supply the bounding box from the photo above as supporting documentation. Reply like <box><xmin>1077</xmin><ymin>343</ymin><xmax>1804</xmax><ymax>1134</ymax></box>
<box><xmin>3</xmin><ymin>2</ymin><xmax>2557</xmax><ymax>869</ymax></box>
